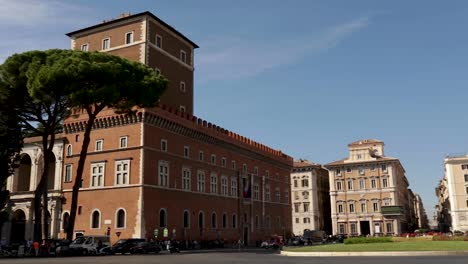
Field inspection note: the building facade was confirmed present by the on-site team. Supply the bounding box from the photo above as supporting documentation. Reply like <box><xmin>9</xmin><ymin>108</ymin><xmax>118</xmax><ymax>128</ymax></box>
<box><xmin>437</xmin><ymin>155</ymin><xmax>468</xmax><ymax>232</ymax></box>
<box><xmin>325</xmin><ymin>139</ymin><xmax>414</xmax><ymax>236</ymax></box>
<box><xmin>435</xmin><ymin>176</ymin><xmax>451</xmax><ymax>232</ymax></box>
<box><xmin>291</xmin><ymin>160</ymin><xmax>331</xmax><ymax>236</ymax></box>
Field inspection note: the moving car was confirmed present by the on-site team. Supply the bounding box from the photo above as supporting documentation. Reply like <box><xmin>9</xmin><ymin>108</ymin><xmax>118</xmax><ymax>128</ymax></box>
<box><xmin>129</xmin><ymin>241</ymin><xmax>161</xmax><ymax>254</ymax></box>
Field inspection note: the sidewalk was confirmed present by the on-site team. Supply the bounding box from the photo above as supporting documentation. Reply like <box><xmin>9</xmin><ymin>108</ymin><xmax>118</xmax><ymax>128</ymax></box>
<box><xmin>280</xmin><ymin>250</ymin><xmax>468</xmax><ymax>257</ymax></box>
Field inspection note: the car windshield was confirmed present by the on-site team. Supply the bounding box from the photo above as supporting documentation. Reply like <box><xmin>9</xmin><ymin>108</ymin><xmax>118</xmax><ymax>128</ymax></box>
<box><xmin>114</xmin><ymin>239</ymin><xmax>128</xmax><ymax>245</ymax></box>
<box><xmin>71</xmin><ymin>237</ymin><xmax>86</xmax><ymax>244</ymax></box>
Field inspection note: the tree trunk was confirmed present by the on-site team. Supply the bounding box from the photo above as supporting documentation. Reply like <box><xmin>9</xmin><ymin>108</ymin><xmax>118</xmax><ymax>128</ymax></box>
<box><xmin>66</xmin><ymin>114</ymin><xmax>97</xmax><ymax>240</ymax></box>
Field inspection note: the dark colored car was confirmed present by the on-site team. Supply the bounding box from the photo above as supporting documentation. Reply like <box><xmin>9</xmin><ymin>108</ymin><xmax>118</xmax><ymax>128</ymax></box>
<box><xmin>130</xmin><ymin>242</ymin><xmax>161</xmax><ymax>254</ymax></box>
<box><xmin>107</xmin><ymin>239</ymin><xmax>145</xmax><ymax>255</ymax></box>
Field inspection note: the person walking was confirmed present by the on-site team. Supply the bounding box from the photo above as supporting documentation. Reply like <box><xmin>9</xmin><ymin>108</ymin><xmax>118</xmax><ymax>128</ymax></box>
<box><xmin>33</xmin><ymin>241</ymin><xmax>40</xmax><ymax>257</ymax></box>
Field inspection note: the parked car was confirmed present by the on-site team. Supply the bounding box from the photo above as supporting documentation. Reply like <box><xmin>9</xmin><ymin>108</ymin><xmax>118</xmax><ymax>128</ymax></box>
<box><xmin>69</xmin><ymin>236</ymin><xmax>110</xmax><ymax>255</ymax></box>
<box><xmin>106</xmin><ymin>238</ymin><xmax>146</xmax><ymax>255</ymax></box>
<box><xmin>130</xmin><ymin>242</ymin><xmax>161</xmax><ymax>254</ymax></box>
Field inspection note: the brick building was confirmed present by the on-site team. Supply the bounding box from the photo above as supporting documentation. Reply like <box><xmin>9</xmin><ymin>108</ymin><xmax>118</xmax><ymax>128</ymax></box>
<box><xmin>2</xmin><ymin>11</ymin><xmax>293</xmax><ymax>245</ymax></box>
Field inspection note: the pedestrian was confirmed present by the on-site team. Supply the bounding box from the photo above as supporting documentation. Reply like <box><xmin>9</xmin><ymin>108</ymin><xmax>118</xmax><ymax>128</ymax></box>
<box><xmin>33</xmin><ymin>241</ymin><xmax>40</xmax><ymax>257</ymax></box>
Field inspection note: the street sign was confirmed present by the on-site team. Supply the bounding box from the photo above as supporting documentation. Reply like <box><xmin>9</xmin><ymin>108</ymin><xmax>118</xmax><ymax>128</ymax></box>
<box><xmin>153</xmin><ymin>229</ymin><xmax>159</xmax><ymax>238</ymax></box>
<box><xmin>163</xmin><ymin>228</ymin><xmax>168</xmax><ymax>237</ymax></box>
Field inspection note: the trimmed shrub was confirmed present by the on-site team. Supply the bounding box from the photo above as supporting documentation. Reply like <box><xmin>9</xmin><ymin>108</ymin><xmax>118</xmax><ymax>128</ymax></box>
<box><xmin>432</xmin><ymin>235</ymin><xmax>468</xmax><ymax>241</ymax></box>
<box><xmin>344</xmin><ymin>236</ymin><xmax>393</xmax><ymax>244</ymax></box>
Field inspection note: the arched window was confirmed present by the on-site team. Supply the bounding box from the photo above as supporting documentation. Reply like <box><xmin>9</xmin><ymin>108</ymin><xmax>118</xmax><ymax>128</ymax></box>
<box><xmin>232</xmin><ymin>214</ymin><xmax>237</xmax><ymax>228</ymax></box>
<box><xmin>183</xmin><ymin>210</ymin><xmax>190</xmax><ymax>228</ymax></box>
<box><xmin>62</xmin><ymin>212</ymin><xmax>70</xmax><ymax>230</ymax></box>
<box><xmin>198</xmin><ymin>211</ymin><xmax>204</xmax><ymax>229</ymax></box>
<box><xmin>91</xmin><ymin>210</ymin><xmax>100</xmax><ymax>228</ymax></box>
<box><xmin>66</xmin><ymin>144</ymin><xmax>72</xmax><ymax>156</ymax></box>
<box><xmin>159</xmin><ymin>209</ymin><xmax>167</xmax><ymax>228</ymax></box>
<box><xmin>211</xmin><ymin>212</ymin><xmax>217</xmax><ymax>228</ymax></box>
<box><xmin>116</xmin><ymin>209</ymin><xmax>126</xmax><ymax>228</ymax></box>
<box><xmin>222</xmin><ymin>213</ymin><xmax>227</xmax><ymax>228</ymax></box>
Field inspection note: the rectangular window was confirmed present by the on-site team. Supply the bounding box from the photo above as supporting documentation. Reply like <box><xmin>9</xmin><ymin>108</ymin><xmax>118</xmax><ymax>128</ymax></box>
<box><xmin>338</xmin><ymin>204</ymin><xmax>343</xmax><ymax>213</ymax></box>
<box><xmin>211</xmin><ymin>154</ymin><xmax>216</xmax><ymax>165</ymax></box>
<box><xmin>294</xmin><ymin>203</ymin><xmax>300</xmax><ymax>213</ymax></box>
<box><xmin>184</xmin><ymin>146</ymin><xmax>189</xmax><ymax>158</ymax></box>
<box><xmin>254</xmin><ymin>184</ymin><xmax>260</xmax><ymax>200</ymax></box>
<box><xmin>232</xmin><ymin>160</ymin><xmax>236</xmax><ymax>169</ymax></box>
<box><xmin>199</xmin><ymin>151</ymin><xmax>204</xmax><ymax>161</ymax></box>
<box><xmin>284</xmin><ymin>190</ymin><xmax>289</xmax><ymax>202</ymax></box>
<box><xmin>386</xmin><ymin>222</ymin><xmax>393</xmax><ymax>233</ymax></box>
<box><xmin>465</xmin><ymin>174</ymin><xmax>468</xmax><ymax>182</ymax></box>
<box><xmin>81</xmin><ymin>44</ymin><xmax>88</xmax><ymax>51</ymax></box>
<box><xmin>158</xmin><ymin>161</ymin><xmax>169</xmax><ymax>187</ymax></box>
<box><xmin>339</xmin><ymin>224</ymin><xmax>346</xmax><ymax>234</ymax></box>
<box><xmin>275</xmin><ymin>189</ymin><xmax>281</xmax><ymax>202</ymax></box>
<box><xmin>302</xmin><ymin>179</ymin><xmax>309</xmax><ymax>187</ymax></box>
<box><xmin>293</xmin><ymin>180</ymin><xmax>298</xmax><ymax>188</ymax></box>
<box><xmin>221</xmin><ymin>158</ymin><xmax>227</xmax><ymax>168</ymax></box>
<box><xmin>265</xmin><ymin>185</ymin><xmax>270</xmax><ymax>201</ymax></box>
<box><xmin>156</xmin><ymin>34</ymin><xmax>162</xmax><ymax>48</ymax></box>
<box><xmin>182</xmin><ymin>168</ymin><xmax>191</xmax><ymax>191</ymax></box>
<box><xmin>95</xmin><ymin>139</ymin><xmax>103</xmax><ymax>151</ymax></box>
<box><xmin>359</xmin><ymin>178</ymin><xmax>365</xmax><ymax>190</ymax></box>
<box><xmin>243</xmin><ymin>164</ymin><xmax>247</xmax><ymax>174</ymax></box>
<box><xmin>119</xmin><ymin>136</ymin><xmax>128</xmax><ymax>148</ymax></box>
<box><xmin>180</xmin><ymin>50</ymin><xmax>187</xmax><ymax>63</ymax></box>
<box><xmin>357</xmin><ymin>154</ymin><xmax>362</xmax><ymax>159</ymax></box>
<box><xmin>161</xmin><ymin>139</ymin><xmax>167</xmax><ymax>152</ymax></box>
<box><xmin>358</xmin><ymin>166</ymin><xmax>364</xmax><ymax>175</ymax></box>
<box><xmin>347</xmin><ymin>180</ymin><xmax>353</xmax><ymax>190</ymax></box>
<box><xmin>462</xmin><ymin>164</ymin><xmax>468</xmax><ymax>170</ymax></box>
<box><xmin>221</xmin><ymin>176</ymin><xmax>228</xmax><ymax>195</ymax></box>
<box><xmin>180</xmin><ymin>81</ymin><xmax>186</xmax><ymax>92</ymax></box>
<box><xmin>382</xmin><ymin>164</ymin><xmax>387</xmax><ymax>172</ymax></box>
<box><xmin>197</xmin><ymin>171</ymin><xmax>205</xmax><ymax>192</ymax></box>
<box><xmin>336</xmin><ymin>181</ymin><xmax>342</xmax><ymax>191</ymax></box>
<box><xmin>91</xmin><ymin>163</ymin><xmax>105</xmax><ymax>187</ymax></box>
<box><xmin>254</xmin><ymin>167</ymin><xmax>258</xmax><ymax>175</ymax></box>
<box><xmin>370</xmin><ymin>165</ymin><xmax>376</xmax><ymax>171</ymax></box>
<box><xmin>346</xmin><ymin>167</ymin><xmax>352</xmax><ymax>173</ymax></box>
<box><xmin>361</xmin><ymin>202</ymin><xmax>367</xmax><ymax>213</ymax></box>
<box><xmin>351</xmin><ymin>223</ymin><xmax>357</xmax><ymax>234</ymax></box>
<box><xmin>210</xmin><ymin>173</ymin><xmax>218</xmax><ymax>193</ymax></box>
<box><xmin>382</xmin><ymin>178</ymin><xmax>388</xmax><ymax>188</ymax></box>
<box><xmin>231</xmin><ymin>178</ymin><xmax>238</xmax><ymax>197</ymax></box>
<box><xmin>349</xmin><ymin>203</ymin><xmax>355</xmax><ymax>213</ymax></box>
<box><xmin>384</xmin><ymin>199</ymin><xmax>391</xmax><ymax>206</ymax></box>
<box><xmin>115</xmin><ymin>160</ymin><xmax>130</xmax><ymax>185</ymax></box>
<box><xmin>371</xmin><ymin>179</ymin><xmax>377</xmax><ymax>189</ymax></box>
<box><xmin>373</xmin><ymin>202</ymin><xmax>379</xmax><ymax>212</ymax></box>
<box><xmin>102</xmin><ymin>38</ymin><xmax>110</xmax><ymax>50</ymax></box>
<box><xmin>336</xmin><ymin>169</ymin><xmax>341</xmax><ymax>176</ymax></box>
<box><xmin>295</xmin><ymin>218</ymin><xmax>299</xmax><ymax>224</ymax></box>
<box><xmin>466</xmin><ymin>186</ymin><xmax>468</xmax><ymax>194</ymax></box>
<box><xmin>64</xmin><ymin>164</ymin><xmax>72</xmax><ymax>182</ymax></box>
<box><xmin>303</xmin><ymin>202</ymin><xmax>309</xmax><ymax>212</ymax></box>
<box><xmin>304</xmin><ymin>218</ymin><xmax>310</xmax><ymax>223</ymax></box>
<box><xmin>125</xmin><ymin>32</ymin><xmax>133</xmax><ymax>44</ymax></box>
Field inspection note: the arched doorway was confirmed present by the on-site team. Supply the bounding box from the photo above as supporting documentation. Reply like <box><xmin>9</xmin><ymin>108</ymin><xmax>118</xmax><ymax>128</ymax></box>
<box><xmin>16</xmin><ymin>155</ymin><xmax>32</xmax><ymax>192</ymax></box>
<box><xmin>47</xmin><ymin>154</ymin><xmax>56</xmax><ymax>190</ymax></box>
<box><xmin>10</xmin><ymin>210</ymin><xmax>26</xmax><ymax>243</ymax></box>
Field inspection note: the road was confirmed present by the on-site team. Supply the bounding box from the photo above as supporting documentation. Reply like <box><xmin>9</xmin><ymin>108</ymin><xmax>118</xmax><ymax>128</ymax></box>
<box><xmin>0</xmin><ymin>251</ymin><xmax>466</xmax><ymax>264</ymax></box>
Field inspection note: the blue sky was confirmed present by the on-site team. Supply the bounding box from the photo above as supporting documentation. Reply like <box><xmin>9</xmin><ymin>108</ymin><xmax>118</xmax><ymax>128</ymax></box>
<box><xmin>2</xmin><ymin>0</ymin><xmax>468</xmax><ymax>223</ymax></box>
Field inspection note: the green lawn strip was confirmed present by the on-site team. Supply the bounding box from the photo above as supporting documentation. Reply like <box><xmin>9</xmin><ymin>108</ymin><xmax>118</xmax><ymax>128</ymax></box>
<box><xmin>284</xmin><ymin>241</ymin><xmax>468</xmax><ymax>252</ymax></box>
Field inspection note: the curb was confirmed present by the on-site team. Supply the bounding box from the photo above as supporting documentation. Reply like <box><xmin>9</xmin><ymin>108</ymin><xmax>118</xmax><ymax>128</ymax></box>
<box><xmin>280</xmin><ymin>250</ymin><xmax>468</xmax><ymax>257</ymax></box>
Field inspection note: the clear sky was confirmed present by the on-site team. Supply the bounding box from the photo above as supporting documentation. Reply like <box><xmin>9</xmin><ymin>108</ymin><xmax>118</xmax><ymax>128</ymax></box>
<box><xmin>2</xmin><ymin>0</ymin><xmax>468</xmax><ymax>223</ymax></box>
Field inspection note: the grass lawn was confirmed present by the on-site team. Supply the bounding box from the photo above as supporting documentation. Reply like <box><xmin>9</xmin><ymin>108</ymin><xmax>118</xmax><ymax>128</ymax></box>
<box><xmin>284</xmin><ymin>241</ymin><xmax>468</xmax><ymax>252</ymax></box>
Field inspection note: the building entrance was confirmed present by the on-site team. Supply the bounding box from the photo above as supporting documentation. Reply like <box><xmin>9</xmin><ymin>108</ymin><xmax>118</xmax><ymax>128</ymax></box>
<box><xmin>360</xmin><ymin>221</ymin><xmax>370</xmax><ymax>236</ymax></box>
<box><xmin>243</xmin><ymin>227</ymin><xmax>249</xmax><ymax>246</ymax></box>
<box><xmin>11</xmin><ymin>210</ymin><xmax>26</xmax><ymax>243</ymax></box>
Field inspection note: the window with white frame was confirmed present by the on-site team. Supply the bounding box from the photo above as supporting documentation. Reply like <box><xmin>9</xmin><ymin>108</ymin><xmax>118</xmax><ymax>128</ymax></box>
<box><xmin>254</xmin><ymin>183</ymin><xmax>259</xmax><ymax>200</ymax></box>
<box><xmin>64</xmin><ymin>164</ymin><xmax>72</xmax><ymax>182</ymax></box>
<box><xmin>184</xmin><ymin>146</ymin><xmax>189</xmax><ymax>158</ymax></box>
<box><xmin>197</xmin><ymin>170</ymin><xmax>205</xmax><ymax>192</ymax></box>
<box><xmin>158</xmin><ymin>161</ymin><xmax>169</xmax><ymax>187</ymax></box>
<box><xmin>182</xmin><ymin>168</ymin><xmax>191</xmax><ymax>191</ymax></box>
<box><xmin>336</xmin><ymin>168</ymin><xmax>341</xmax><ymax>176</ymax></box>
<box><xmin>303</xmin><ymin>217</ymin><xmax>310</xmax><ymax>223</ymax></box>
<box><xmin>350</xmin><ymin>222</ymin><xmax>357</xmax><ymax>234</ymax></box>
<box><xmin>386</xmin><ymin>222</ymin><xmax>393</xmax><ymax>233</ymax></box>
<box><xmin>265</xmin><ymin>185</ymin><xmax>270</xmax><ymax>201</ymax></box>
<box><xmin>161</xmin><ymin>139</ymin><xmax>167</xmax><ymax>152</ymax></box>
<box><xmin>81</xmin><ymin>44</ymin><xmax>89</xmax><ymax>51</ymax></box>
<box><xmin>210</xmin><ymin>173</ymin><xmax>218</xmax><ymax>193</ymax></box>
<box><xmin>180</xmin><ymin>50</ymin><xmax>187</xmax><ymax>63</ymax></box>
<box><xmin>230</xmin><ymin>178</ymin><xmax>238</xmax><ymax>197</ymax></box>
<box><xmin>66</xmin><ymin>144</ymin><xmax>72</xmax><ymax>156</ymax></box>
<box><xmin>125</xmin><ymin>32</ymin><xmax>134</xmax><ymax>44</ymax></box>
<box><xmin>199</xmin><ymin>151</ymin><xmax>204</xmax><ymax>161</ymax></box>
<box><xmin>102</xmin><ymin>38</ymin><xmax>110</xmax><ymax>50</ymax></box>
<box><xmin>359</xmin><ymin>178</ymin><xmax>365</xmax><ymax>189</ymax></box>
<box><xmin>347</xmin><ymin>179</ymin><xmax>353</xmax><ymax>190</ymax></box>
<box><xmin>336</xmin><ymin>181</ymin><xmax>343</xmax><ymax>191</ymax></box>
<box><xmin>293</xmin><ymin>179</ymin><xmax>298</xmax><ymax>188</ymax></box>
<box><xmin>221</xmin><ymin>176</ymin><xmax>228</xmax><ymax>195</ymax></box>
<box><xmin>116</xmin><ymin>209</ymin><xmax>126</xmax><ymax>228</ymax></box>
<box><xmin>357</xmin><ymin>154</ymin><xmax>362</xmax><ymax>160</ymax></box>
<box><xmin>381</xmin><ymin>164</ymin><xmax>387</xmax><ymax>172</ymax></box>
<box><xmin>275</xmin><ymin>189</ymin><xmax>280</xmax><ymax>202</ymax></box>
<box><xmin>339</xmin><ymin>223</ymin><xmax>346</xmax><ymax>234</ymax></box>
<box><xmin>180</xmin><ymin>81</ymin><xmax>186</xmax><ymax>93</ymax></box>
<box><xmin>156</xmin><ymin>34</ymin><xmax>162</xmax><ymax>48</ymax></box>
<box><xmin>221</xmin><ymin>157</ymin><xmax>227</xmax><ymax>168</ymax></box>
<box><xmin>361</xmin><ymin>201</ymin><xmax>367</xmax><ymax>212</ymax></box>
<box><xmin>358</xmin><ymin>166</ymin><xmax>364</xmax><ymax>175</ymax></box>
<box><xmin>95</xmin><ymin>139</ymin><xmax>103</xmax><ymax>151</ymax></box>
<box><xmin>373</xmin><ymin>201</ymin><xmax>379</xmax><ymax>212</ymax></box>
<box><xmin>115</xmin><ymin>160</ymin><xmax>130</xmax><ymax>185</ymax></box>
<box><xmin>119</xmin><ymin>136</ymin><xmax>128</xmax><ymax>148</ymax></box>
<box><xmin>382</xmin><ymin>177</ymin><xmax>388</xmax><ymax>188</ymax></box>
<box><xmin>301</xmin><ymin>179</ymin><xmax>309</xmax><ymax>187</ymax></box>
<box><xmin>91</xmin><ymin>163</ymin><xmax>105</xmax><ymax>187</ymax></box>
<box><xmin>338</xmin><ymin>203</ymin><xmax>344</xmax><ymax>213</ymax></box>
<box><xmin>211</xmin><ymin>154</ymin><xmax>216</xmax><ymax>165</ymax></box>
<box><xmin>371</xmin><ymin>178</ymin><xmax>377</xmax><ymax>189</ymax></box>
<box><xmin>303</xmin><ymin>202</ymin><xmax>309</xmax><ymax>212</ymax></box>
<box><xmin>349</xmin><ymin>202</ymin><xmax>355</xmax><ymax>213</ymax></box>
<box><xmin>294</xmin><ymin>203</ymin><xmax>300</xmax><ymax>212</ymax></box>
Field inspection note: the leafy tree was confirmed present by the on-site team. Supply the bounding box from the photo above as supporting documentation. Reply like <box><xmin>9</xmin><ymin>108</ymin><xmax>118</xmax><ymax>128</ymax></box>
<box><xmin>0</xmin><ymin>50</ymin><xmax>72</xmax><ymax>241</ymax></box>
<box><xmin>53</xmin><ymin>51</ymin><xmax>167</xmax><ymax>240</ymax></box>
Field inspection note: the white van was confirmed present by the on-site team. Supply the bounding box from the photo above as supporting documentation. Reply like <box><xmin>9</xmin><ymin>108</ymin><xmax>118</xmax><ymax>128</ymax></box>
<box><xmin>69</xmin><ymin>236</ymin><xmax>110</xmax><ymax>255</ymax></box>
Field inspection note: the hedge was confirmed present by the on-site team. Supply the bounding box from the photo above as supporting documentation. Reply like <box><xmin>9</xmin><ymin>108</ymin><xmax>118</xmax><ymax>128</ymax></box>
<box><xmin>344</xmin><ymin>236</ymin><xmax>393</xmax><ymax>244</ymax></box>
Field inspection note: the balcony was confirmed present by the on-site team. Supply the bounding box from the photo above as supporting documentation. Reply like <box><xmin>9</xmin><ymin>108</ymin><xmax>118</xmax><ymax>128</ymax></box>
<box><xmin>381</xmin><ymin>206</ymin><xmax>403</xmax><ymax>216</ymax></box>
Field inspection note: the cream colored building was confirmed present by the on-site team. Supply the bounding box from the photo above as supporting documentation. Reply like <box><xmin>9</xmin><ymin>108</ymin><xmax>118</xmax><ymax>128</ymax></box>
<box><xmin>291</xmin><ymin>160</ymin><xmax>331</xmax><ymax>236</ymax></box>
<box><xmin>435</xmin><ymin>176</ymin><xmax>451</xmax><ymax>232</ymax></box>
<box><xmin>440</xmin><ymin>155</ymin><xmax>468</xmax><ymax>232</ymax></box>
<box><xmin>325</xmin><ymin>139</ymin><xmax>413</xmax><ymax>236</ymax></box>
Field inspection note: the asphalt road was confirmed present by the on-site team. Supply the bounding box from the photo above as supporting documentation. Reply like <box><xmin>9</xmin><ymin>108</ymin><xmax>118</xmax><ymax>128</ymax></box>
<box><xmin>1</xmin><ymin>251</ymin><xmax>467</xmax><ymax>264</ymax></box>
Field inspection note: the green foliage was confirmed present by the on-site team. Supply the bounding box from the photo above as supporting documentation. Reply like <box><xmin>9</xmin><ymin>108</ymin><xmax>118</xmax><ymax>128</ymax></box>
<box><xmin>432</xmin><ymin>235</ymin><xmax>468</xmax><ymax>241</ymax></box>
<box><xmin>285</xmin><ymin>241</ymin><xmax>468</xmax><ymax>252</ymax></box>
<box><xmin>344</xmin><ymin>236</ymin><xmax>393</xmax><ymax>244</ymax></box>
